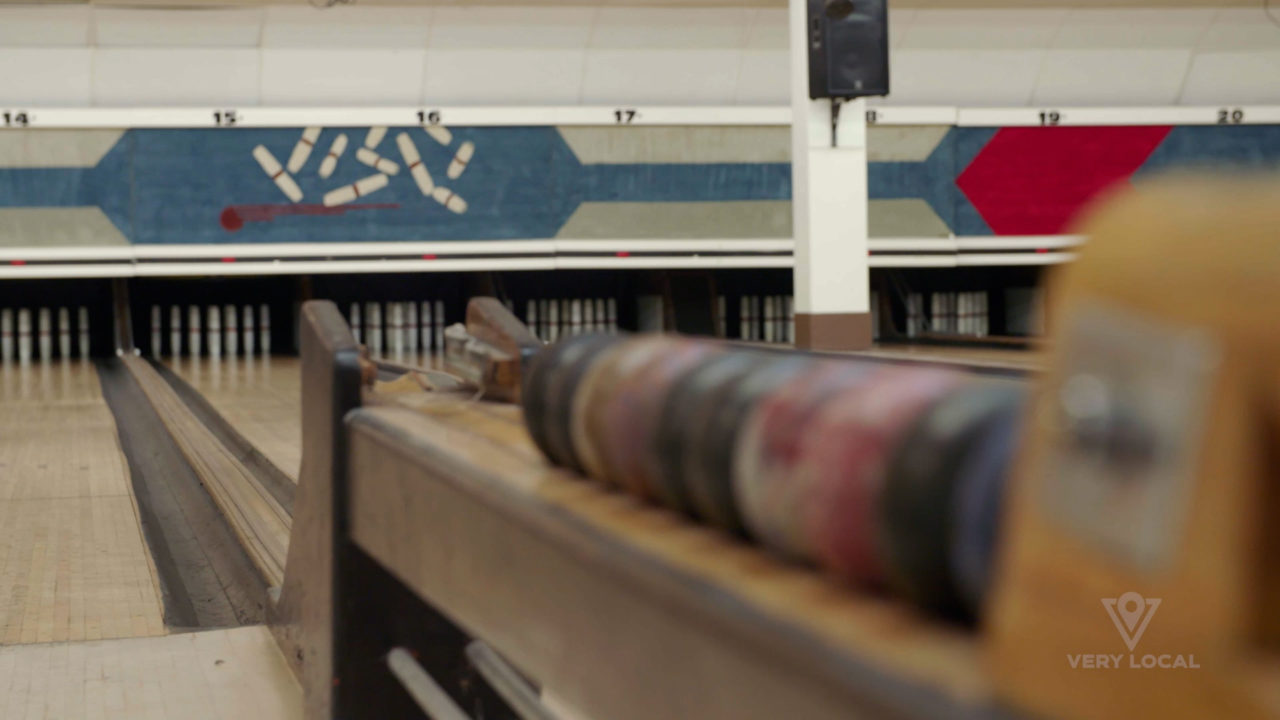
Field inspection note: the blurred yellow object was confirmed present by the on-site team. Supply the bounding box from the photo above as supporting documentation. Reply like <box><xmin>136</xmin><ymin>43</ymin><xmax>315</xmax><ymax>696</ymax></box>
<box><xmin>987</xmin><ymin>176</ymin><xmax>1280</xmax><ymax>719</ymax></box>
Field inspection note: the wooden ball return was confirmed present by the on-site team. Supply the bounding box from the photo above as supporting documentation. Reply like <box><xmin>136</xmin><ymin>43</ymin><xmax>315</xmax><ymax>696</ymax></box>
<box><xmin>987</xmin><ymin>177</ymin><xmax>1280</xmax><ymax>719</ymax></box>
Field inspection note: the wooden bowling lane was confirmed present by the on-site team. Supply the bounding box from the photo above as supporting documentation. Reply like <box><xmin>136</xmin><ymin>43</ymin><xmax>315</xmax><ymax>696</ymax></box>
<box><xmin>848</xmin><ymin>343</ymin><xmax>1041</xmax><ymax>373</ymax></box>
<box><xmin>0</xmin><ymin>361</ymin><xmax>165</xmax><ymax>645</ymax></box>
<box><xmin>164</xmin><ymin>357</ymin><xmax>303</xmax><ymax>482</ymax></box>
<box><xmin>0</xmin><ymin>625</ymin><xmax>301</xmax><ymax>719</ymax></box>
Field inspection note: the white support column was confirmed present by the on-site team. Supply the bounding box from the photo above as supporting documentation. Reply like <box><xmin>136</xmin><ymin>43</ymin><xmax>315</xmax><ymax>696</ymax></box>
<box><xmin>789</xmin><ymin>0</ymin><xmax>873</xmax><ymax>351</ymax></box>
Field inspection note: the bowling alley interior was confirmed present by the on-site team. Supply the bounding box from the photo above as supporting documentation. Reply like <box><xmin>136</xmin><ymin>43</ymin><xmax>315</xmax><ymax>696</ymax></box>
<box><xmin>1</xmin><ymin>0</ymin><xmax>1278</xmax><ymax>718</ymax></box>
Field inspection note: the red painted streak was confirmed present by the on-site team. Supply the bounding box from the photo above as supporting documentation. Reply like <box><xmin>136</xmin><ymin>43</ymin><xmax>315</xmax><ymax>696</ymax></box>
<box><xmin>616</xmin><ymin>251</ymin><xmax>630</xmax><ymax>258</ymax></box>
<box><xmin>219</xmin><ymin>203</ymin><xmax>400</xmax><ymax>232</ymax></box>
<box><xmin>9</xmin><ymin>260</ymin><xmax>25</xmax><ymax>266</ymax></box>
<box><xmin>956</xmin><ymin>126</ymin><xmax>1173</xmax><ymax>236</ymax></box>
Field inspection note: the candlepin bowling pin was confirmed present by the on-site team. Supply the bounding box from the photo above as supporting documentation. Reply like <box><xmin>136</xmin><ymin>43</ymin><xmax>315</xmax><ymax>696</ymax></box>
<box><xmin>355</xmin><ymin>147</ymin><xmax>399</xmax><ymax>175</ymax></box>
<box><xmin>424</xmin><ymin>125</ymin><xmax>452</xmax><ymax>146</ymax></box>
<box><xmin>396</xmin><ymin>133</ymin><xmax>434</xmax><ymax>196</ymax></box>
<box><xmin>431</xmin><ymin>186</ymin><xmax>467</xmax><ymax>214</ymax></box>
<box><xmin>364</xmin><ymin>127</ymin><xmax>387</xmax><ymax>149</ymax></box>
<box><xmin>318</xmin><ymin>134</ymin><xmax>348</xmax><ymax>179</ymax></box>
<box><xmin>447</xmin><ymin>141</ymin><xmax>474</xmax><ymax>180</ymax></box>
<box><xmin>286</xmin><ymin>127</ymin><xmax>321</xmax><ymax>173</ymax></box>
<box><xmin>324</xmin><ymin>174</ymin><xmax>388</xmax><ymax>207</ymax></box>
<box><xmin>188</xmin><ymin>306</ymin><xmax>202</xmax><ymax>357</ymax></box>
<box><xmin>252</xmin><ymin>145</ymin><xmax>303</xmax><ymax>203</ymax></box>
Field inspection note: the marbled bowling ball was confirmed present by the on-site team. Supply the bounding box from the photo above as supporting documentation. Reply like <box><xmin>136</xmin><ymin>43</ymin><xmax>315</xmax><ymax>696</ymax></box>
<box><xmin>733</xmin><ymin>360</ymin><xmax>878</xmax><ymax>560</ymax></box>
<box><xmin>797</xmin><ymin>366</ymin><xmax>964</xmax><ymax>587</ymax></box>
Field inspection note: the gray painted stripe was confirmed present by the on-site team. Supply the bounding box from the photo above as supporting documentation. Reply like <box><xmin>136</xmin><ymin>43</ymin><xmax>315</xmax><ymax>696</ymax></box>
<box><xmin>0</xmin><ymin>207</ymin><xmax>130</xmax><ymax>247</ymax></box>
<box><xmin>558</xmin><ymin>199</ymin><xmax>949</xmax><ymax>240</ymax></box>
<box><xmin>558</xmin><ymin>127</ymin><xmax>789</xmax><ymax>164</ymax></box>
<box><xmin>869</xmin><ymin>199</ymin><xmax>951</xmax><ymax>238</ymax></box>
<box><xmin>867</xmin><ymin>126</ymin><xmax>949</xmax><ymax>163</ymax></box>
<box><xmin>0</xmin><ymin>130</ymin><xmax>125</xmax><ymax>168</ymax></box>
<box><xmin>556</xmin><ymin>201</ymin><xmax>791</xmax><ymax>239</ymax></box>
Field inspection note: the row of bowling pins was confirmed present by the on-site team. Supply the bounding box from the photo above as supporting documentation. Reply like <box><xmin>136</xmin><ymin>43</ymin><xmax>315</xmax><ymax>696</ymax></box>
<box><xmin>904</xmin><ymin>292</ymin><xmax>990</xmax><ymax>337</ymax></box>
<box><xmin>526</xmin><ymin>298</ymin><xmax>618</xmax><ymax>342</ymax></box>
<box><xmin>350</xmin><ymin>301</ymin><xmax>448</xmax><ymax>356</ymax></box>
<box><xmin>150</xmin><ymin>305</ymin><xmax>272</xmax><ymax>358</ymax></box>
<box><xmin>724</xmin><ymin>295</ymin><xmax>795</xmax><ymax>344</ymax></box>
<box><xmin>0</xmin><ymin>307</ymin><xmax>90</xmax><ymax>363</ymax></box>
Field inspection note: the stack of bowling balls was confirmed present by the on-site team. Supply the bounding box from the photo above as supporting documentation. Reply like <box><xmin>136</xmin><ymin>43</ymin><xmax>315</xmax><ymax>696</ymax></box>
<box><xmin>521</xmin><ymin>333</ymin><xmax>1025</xmax><ymax>623</ymax></box>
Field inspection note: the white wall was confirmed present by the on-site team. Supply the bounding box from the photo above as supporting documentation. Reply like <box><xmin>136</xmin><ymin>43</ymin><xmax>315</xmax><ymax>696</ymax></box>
<box><xmin>0</xmin><ymin>4</ymin><xmax>1277</xmax><ymax>108</ymax></box>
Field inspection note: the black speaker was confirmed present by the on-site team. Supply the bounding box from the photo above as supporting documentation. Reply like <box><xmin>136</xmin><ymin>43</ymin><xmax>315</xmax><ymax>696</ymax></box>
<box><xmin>808</xmin><ymin>0</ymin><xmax>889</xmax><ymax>99</ymax></box>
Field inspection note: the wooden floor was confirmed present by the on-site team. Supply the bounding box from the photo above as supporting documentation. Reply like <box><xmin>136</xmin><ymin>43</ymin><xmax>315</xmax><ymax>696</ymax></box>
<box><xmin>0</xmin><ymin>625</ymin><xmax>301</xmax><ymax>719</ymax></box>
<box><xmin>165</xmin><ymin>357</ymin><xmax>304</xmax><ymax>481</ymax></box>
<box><xmin>0</xmin><ymin>361</ymin><xmax>165</xmax><ymax>645</ymax></box>
<box><xmin>849</xmin><ymin>343</ymin><xmax>1041</xmax><ymax>372</ymax></box>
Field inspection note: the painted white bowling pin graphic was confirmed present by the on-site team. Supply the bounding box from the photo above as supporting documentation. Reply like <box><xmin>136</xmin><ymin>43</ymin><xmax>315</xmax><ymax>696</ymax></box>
<box><xmin>149</xmin><ymin>306</ymin><xmax>162</xmax><ymax>356</ymax></box>
<box><xmin>366</xmin><ymin>303</ymin><xmax>382</xmax><ymax>356</ymax></box>
<box><xmin>582</xmin><ymin>299</ymin><xmax>594</xmax><ymax>332</ymax></box>
<box><xmin>427</xmin><ymin>299</ymin><xmax>437</xmax><ymax>351</ymax></box>
<box><xmin>606</xmin><ymin>298</ymin><xmax>617</xmax><ymax>334</ymax></box>
<box><xmin>388</xmin><ymin>302</ymin><xmax>403</xmax><ymax>355</ymax></box>
<box><xmin>364</xmin><ymin>127</ymin><xmax>387</xmax><ymax>149</ymax></box>
<box><xmin>17</xmin><ymin>309</ymin><xmax>31</xmax><ymax>364</ymax></box>
<box><xmin>0</xmin><ymin>309</ymin><xmax>11</xmax><ymax>362</ymax></box>
<box><xmin>431</xmin><ymin>186</ymin><xmax>467</xmax><ymax>214</ymax></box>
<box><xmin>77</xmin><ymin>307</ymin><xmax>90</xmax><ymax>359</ymax></box>
<box><xmin>188</xmin><ymin>306</ymin><xmax>202</xmax><ymax>357</ymax></box>
<box><xmin>350</xmin><ymin>302</ymin><xmax>362</xmax><ymax>343</ymax></box>
<box><xmin>37</xmin><ymin>308</ymin><xmax>52</xmax><ymax>361</ymax></box>
<box><xmin>243</xmin><ymin>306</ymin><xmax>255</xmax><ymax>356</ymax></box>
<box><xmin>355</xmin><ymin>148</ymin><xmax>399</xmax><ymax>175</ymax></box>
<box><xmin>446</xmin><ymin>141</ymin><xmax>474</xmax><ymax>180</ymax></box>
<box><xmin>424</xmin><ymin>125</ymin><xmax>452</xmax><ymax>147</ymax></box>
<box><xmin>318</xmin><ymin>134</ymin><xmax>348</xmax><ymax>179</ymax></box>
<box><xmin>252</xmin><ymin>145</ymin><xmax>303</xmax><ymax>203</ymax></box>
<box><xmin>570</xmin><ymin>299</ymin><xmax>582</xmax><ymax>336</ymax></box>
<box><xmin>224</xmin><ymin>305</ymin><xmax>238</xmax><ymax>356</ymax></box>
<box><xmin>547</xmin><ymin>301</ymin><xmax>559</xmax><ymax>342</ymax></box>
<box><xmin>259</xmin><ymin>304</ymin><xmax>271</xmax><ymax>354</ymax></box>
<box><xmin>169</xmin><ymin>306</ymin><xmax>181</xmax><ymax>357</ymax></box>
<box><xmin>405</xmin><ymin>303</ymin><xmax>418</xmax><ymax>356</ymax></box>
<box><xmin>323</xmin><ymin>173</ymin><xmax>388</xmax><ymax>208</ymax></box>
<box><xmin>739</xmin><ymin>297</ymin><xmax>750</xmax><ymax>340</ymax></box>
<box><xmin>763</xmin><ymin>297</ymin><xmax>776</xmax><ymax>343</ymax></box>
<box><xmin>207</xmin><ymin>306</ymin><xmax>222</xmax><ymax>358</ymax></box>
<box><xmin>396</xmin><ymin>133</ymin><xmax>434</xmax><ymax>196</ymax></box>
<box><xmin>433</xmin><ymin>300</ymin><xmax>444</xmax><ymax>349</ymax></box>
<box><xmin>286</xmin><ymin>127</ymin><xmax>321</xmax><ymax>174</ymax></box>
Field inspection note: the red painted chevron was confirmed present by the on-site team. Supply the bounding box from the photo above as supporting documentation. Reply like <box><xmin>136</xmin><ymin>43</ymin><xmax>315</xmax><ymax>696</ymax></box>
<box><xmin>956</xmin><ymin>126</ymin><xmax>1172</xmax><ymax>235</ymax></box>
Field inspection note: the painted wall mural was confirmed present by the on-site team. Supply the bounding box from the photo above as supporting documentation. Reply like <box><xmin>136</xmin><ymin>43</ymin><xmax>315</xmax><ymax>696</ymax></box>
<box><xmin>0</xmin><ymin>123</ymin><xmax>1276</xmax><ymax>247</ymax></box>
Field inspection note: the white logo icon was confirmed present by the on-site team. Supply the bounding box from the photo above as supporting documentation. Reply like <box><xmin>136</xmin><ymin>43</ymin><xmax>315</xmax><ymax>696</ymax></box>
<box><xmin>1102</xmin><ymin>591</ymin><xmax>1161</xmax><ymax>651</ymax></box>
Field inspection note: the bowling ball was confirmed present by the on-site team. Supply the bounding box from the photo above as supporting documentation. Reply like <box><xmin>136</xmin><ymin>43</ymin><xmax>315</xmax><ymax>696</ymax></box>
<box><xmin>733</xmin><ymin>360</ymin><xmax>877</xmax><ymax>560</ymax></box>
<box><xmin>950</xmin><ymin>396</ymin><xmax>1024</xmax><ymax>619</ymax></box>
<box><xmin>586</xmin><ymin>336</ymin><xmax>686</xmax><ymax>491</ymax></box>
<box><xmin>878</xmin><ymin>381</ymin><xmax>1024</xmax><ymax>620</ymax></box>
<box><xmin>798</xmin><ymin>366</ymin><xmax>965</xmax><ymax>587</ymax></box>
<box><xmin>685</xmin><ymin>354</ymin><xmax>812</xmax><ymax>534</ymax></box>
<box><xmin>611</xmin><ymin>339</ymin><xmax>723</xmax><ymax>501</ymax></box>
<box><xmin>651</xmin><ymin>351</ymin><xmax>769</xmax><ymax>514</ymax></box>
<box><xmin>521</xmin><ymin>337</ymin><xmax>564</xmax><ymax>464</ymax></box>
<box><xmin>569</xmin><ymin>336</ymin><xmax>641</xmax><ymax>483</ymax></box>
<box><xmin>528</xmin><ymin>333</ymin><xmax>621</xmax><ymax>472</ymax></box>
